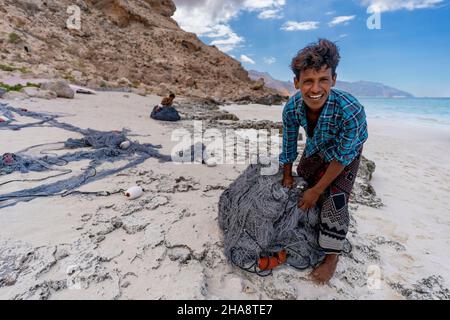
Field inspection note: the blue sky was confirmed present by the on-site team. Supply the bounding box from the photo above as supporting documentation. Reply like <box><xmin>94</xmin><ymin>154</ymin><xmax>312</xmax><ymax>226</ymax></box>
<box><xmin>173</xmin><ymin>0</ymin><xmax>450</xmax><ymax>97</ymax></box>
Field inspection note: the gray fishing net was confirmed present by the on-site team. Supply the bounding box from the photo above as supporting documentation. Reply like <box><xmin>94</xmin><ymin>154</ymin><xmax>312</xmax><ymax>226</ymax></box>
<box><xmin>219</xmin><ymin>163</ymin><xmax>328</xmax><ymax>275</ymax></box>
<box><xmin>0</xmin><ymin>104</ymin><xmax>59</xmax><ymax>131</ymax></box>
<box><xmin>0</xmin><ymin>103</ymin><xmax>171</xmax><ymax>209</ymax></box>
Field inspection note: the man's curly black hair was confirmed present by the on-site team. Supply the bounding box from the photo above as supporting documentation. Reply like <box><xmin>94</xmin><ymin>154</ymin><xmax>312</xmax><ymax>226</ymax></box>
<box><xmin>291</xmin><ymin>39</ymin><xmax>341</xmax><ymax>79</ymax></box>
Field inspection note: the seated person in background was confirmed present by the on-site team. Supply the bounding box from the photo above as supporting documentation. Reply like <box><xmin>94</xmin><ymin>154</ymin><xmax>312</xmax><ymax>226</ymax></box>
<box><xmin>154</xmin><ymin>93</ymin><xmax>176</xmax><ymax>112</ymax></box>
<box><xmin>151</xmin><ymin>93</ymin><xmax>181</xmax><ymax>122</ymax></box>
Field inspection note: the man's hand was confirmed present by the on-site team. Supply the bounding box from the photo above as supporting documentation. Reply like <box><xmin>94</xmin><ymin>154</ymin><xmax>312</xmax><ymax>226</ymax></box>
<box><xmin>298</xmin><ymin>160</ymin><xmax>345</xmax><ymax>211</ymax></box>
<box><xmin>298</xmin><ymin>187</ymin><xmax>321</xmax><ymax>210</ymax></box>
<box><xmin>282</xmin><ymin>176</ymin><xmax>295</xmax><ymax>189</ymax></box>
<box><xmin>282</xmin><ymin>163</ymin><xmax>295</xmax><ymax>189</ymax></box>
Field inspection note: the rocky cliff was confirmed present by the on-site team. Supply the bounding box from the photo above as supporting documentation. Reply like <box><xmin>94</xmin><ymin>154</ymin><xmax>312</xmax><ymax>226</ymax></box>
<box><xmin>0</xmin><ymin>0</ymin><xmax>282</xmax><ymax>103</ymax></box>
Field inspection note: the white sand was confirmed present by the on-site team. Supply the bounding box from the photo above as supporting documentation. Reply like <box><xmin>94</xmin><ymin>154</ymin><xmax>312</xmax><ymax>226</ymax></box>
<box><xmin>0</xmin><ymin>92</ymin><xmax>449</xmax><ymax>300</ymax></box>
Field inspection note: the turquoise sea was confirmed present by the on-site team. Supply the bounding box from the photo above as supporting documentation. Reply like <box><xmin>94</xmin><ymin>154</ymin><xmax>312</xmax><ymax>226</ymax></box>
<box><xmin>358</xmin><ymin>97</ymin><xmax>450</xmax><ymax>128</ymax></box>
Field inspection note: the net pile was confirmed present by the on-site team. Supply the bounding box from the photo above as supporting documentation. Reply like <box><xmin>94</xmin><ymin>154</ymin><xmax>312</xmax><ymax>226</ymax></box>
<box><xmin>218</xmin><ymin>164</ymin><xmax>327</xmax><ymax>275</ymax></box>
<box><xmin>150</xmin><ymin>106</ymin><xmax>181</xmax><ymax>122</ymax></box>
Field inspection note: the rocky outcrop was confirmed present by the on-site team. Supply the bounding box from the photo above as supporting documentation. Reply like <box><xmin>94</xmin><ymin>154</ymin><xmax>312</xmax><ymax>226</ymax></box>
<box><xmin>0</xmin><ymin>0</ymin><xmax>283</xmax><ymax>103</ymax></box>
<box><xmin>144</xmin><ymin>0</ymin><xmax>176</xmax><ymax>17</ymax></box>
<box><xmin>352</xmin><ymin>156</ymin><xmax>383</xmax><ymax>208</ymax></box>
<box><xmin>20</xmin><ymin>87</ymin><xmax>57</xmax><ymax>99</ymax></box>
<box><xmin>1</xmin><ymin>91</ymin><xmax>28</xmax><ymax>100</ymax></box>
<box><xmin>40</xmin><ymin>80</ymin><xmax>75</xmax><ymax>99</ymax></box>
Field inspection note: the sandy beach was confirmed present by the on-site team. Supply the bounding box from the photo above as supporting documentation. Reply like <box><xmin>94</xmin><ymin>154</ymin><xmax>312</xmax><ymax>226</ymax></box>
<box><xmin>1</xmin><ymin>92</ymin><xmax>449</xmax><ymax>300</ymax></box>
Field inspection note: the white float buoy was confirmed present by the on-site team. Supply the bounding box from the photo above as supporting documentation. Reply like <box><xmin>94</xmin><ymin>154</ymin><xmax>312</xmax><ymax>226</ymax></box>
<box><xmin>120</xmin><ymin>141</ymin><xmax>131</xmax><ymax>150</ymax></box>
<box><xmin>124</xmin><ymin>186</ymin><xmax>143</xmax><ymax>200</ymax></box>
<box><xmin>205</xmin><ymin>158</ymin><xmax>217</xmax><ymax>167</ymax></box>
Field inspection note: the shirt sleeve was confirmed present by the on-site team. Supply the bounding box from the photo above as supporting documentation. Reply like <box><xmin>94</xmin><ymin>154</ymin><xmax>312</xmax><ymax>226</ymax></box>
<box><xmin>279</xmin><ymin>97</ymin><xmax>300</xmax><ymax>165</ymax></box>
<box><xmin>332</xmin><ymin>103</ymin><xmax>368</xmax><ymax>166</ymax></box>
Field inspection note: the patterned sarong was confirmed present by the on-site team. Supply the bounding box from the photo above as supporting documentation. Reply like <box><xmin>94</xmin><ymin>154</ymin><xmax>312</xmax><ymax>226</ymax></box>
<box><xmin>297</xmin><ymin>151</ymin><xmax>361</xmax><ymax>253</ymax></box>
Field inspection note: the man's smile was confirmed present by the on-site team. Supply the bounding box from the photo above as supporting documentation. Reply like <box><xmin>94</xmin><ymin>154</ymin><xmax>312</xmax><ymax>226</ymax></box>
<box><xmin>307</xmin><ymin>93</ymin><xmax>325</xmax><ymax>101</ymax></box>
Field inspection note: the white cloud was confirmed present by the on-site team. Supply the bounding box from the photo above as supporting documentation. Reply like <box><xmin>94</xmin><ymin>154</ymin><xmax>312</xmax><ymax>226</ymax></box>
<box><xmin>258</xmin><ymin>9</ymin><xmax>284</xmax><ymax>19</ymax></box>
<box><xmin>325</xmin><ymin>11</ymin><xmax>336</xmax><ymax>15</ymax></box>
<box><xmin>240</xmin><ymin>55</ymin><xmax>256</xmax><ymax>64</ymax></box>
<box><xmin>172</xmin><ymin>0</ymin><xmax>286</xmax><ymax>53</ymax></box>
<box><xmin>243</xmin><ymin>0</ymin><xmax>286</xmax><ymax>10</ymax></box>
<box><xmin>205</xmin><ymin>25</ymin><xmax>244</xmax><ymax>52</ymax></box>
<box><xmin>328</xmin><ymin>15</ymin><xmax>356</xmax><ymax>27</ymax></box>
<box><xmin>281</xmin><ymin>21</ymin><xmax>319</xmax><ymax>31</ymax></box>
<box><xmin>263</xmin><ymin>57</ymin><xmax>277</xmax><ymax>65</ymax></box>
<box><xmin>361</xmin><ymin>0</ymin><xmax>444</xmax><ymax>12</ymax></box>
<box><xmin>210</xmin><ymin>32</ymin><xmax>244</xmax><ymax>52</ymax></box>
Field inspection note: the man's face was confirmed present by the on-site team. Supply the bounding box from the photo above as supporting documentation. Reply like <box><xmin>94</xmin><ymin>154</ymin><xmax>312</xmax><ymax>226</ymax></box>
<box><xmin>294</xmin><ymin>66</ymin><xmax>336</xmax><ymax>111</ymax></box>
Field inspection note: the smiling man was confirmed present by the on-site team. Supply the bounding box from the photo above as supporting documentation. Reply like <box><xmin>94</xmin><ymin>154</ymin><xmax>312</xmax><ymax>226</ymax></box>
<box><xmin>280</xmin><ymin>39</ymin><xmax>368</xmax><ymax>284</ymax></box>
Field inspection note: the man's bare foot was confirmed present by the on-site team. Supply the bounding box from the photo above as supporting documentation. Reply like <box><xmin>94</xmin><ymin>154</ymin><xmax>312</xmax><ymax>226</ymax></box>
<box><xmin>310</xmin><ymin>254</ymin><xmax>339</xmax><ymax>284</ymax></box>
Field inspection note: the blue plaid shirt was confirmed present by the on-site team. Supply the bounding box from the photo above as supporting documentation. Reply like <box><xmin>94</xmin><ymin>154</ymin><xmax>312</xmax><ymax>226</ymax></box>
<box><xmin>280</xmin><ymin>89</ymin><xmax>368</xmax><ymax>166</ymax></box>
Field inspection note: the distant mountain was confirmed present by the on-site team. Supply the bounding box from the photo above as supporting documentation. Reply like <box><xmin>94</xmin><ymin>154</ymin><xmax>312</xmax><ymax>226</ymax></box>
<box><xmin>248</xmin><ymin>70</ymin><xmax>414</xmax><ymax>98</ymax></box>
<box><xmin>335</xmin><ymin>80</ymin><xmax>414</xmax><ymax>98</ymax></box>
